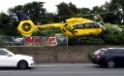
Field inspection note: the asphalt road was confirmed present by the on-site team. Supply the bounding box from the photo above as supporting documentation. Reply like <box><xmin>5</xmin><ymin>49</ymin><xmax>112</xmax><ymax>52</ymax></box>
<box><xmin>0</xmin><ymin>64</ymin><xmax>124</xmax><ymax>76</ymax></box>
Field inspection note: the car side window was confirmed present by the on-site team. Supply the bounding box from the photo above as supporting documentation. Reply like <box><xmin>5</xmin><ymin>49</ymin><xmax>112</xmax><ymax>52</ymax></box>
<box><xmin>110</xmin><ymin>49</ymin><xmax>124</xmax><ymax>55</ymax></box>
<box><xmin>110</xmin><ymin>49</ymin><xmax>117</xmax><ymax>55</ymax></box>
<box><xmin>0</xmin><ymin>50</ymin><xmax>8</xmax><ymax>55</ymax></box>
<box><xmin>121</xmin><ymin>50</ymin><xmax>124</xmax><ymax>55</ymax></box>
<box><xmin>117</xmin><ymin>49</ymin><xmax>124</xmax><ymax>55</ymax></box>
<box><xmin>103</xmin><ymin>50</ymin><xmax>112</xmax><ymax>55</ymax></box>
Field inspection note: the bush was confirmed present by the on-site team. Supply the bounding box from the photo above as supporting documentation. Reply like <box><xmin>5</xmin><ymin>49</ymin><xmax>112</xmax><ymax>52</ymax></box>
<box><xmin>68</xmin><ymin>36</ymin><xmax>105</xmax><ymax>45</ymax></box>
<box><xmin>101</xmin><ymin>23</ymin><xmax>124</xmax><ymax>44</ymax></box>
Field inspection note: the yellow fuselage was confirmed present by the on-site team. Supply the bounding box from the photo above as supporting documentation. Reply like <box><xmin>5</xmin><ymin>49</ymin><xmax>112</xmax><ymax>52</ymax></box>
<box><xmin>17</xmin><ymin>17</ymin><xmax>104</xmax><ymax>37</ymax></box>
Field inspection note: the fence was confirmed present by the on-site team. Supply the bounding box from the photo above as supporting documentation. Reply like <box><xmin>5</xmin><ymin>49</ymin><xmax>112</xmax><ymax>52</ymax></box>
<box><xmin>1</xmin><ymin>36</ymin><xmax>68</xmax><ymax>47</ymax></box>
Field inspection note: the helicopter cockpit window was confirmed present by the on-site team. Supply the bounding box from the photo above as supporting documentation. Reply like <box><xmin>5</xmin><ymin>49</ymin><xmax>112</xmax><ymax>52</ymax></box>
<box><xmin>85</xmin><ymin>23</ymin><xmax>93</xmax><ymax>28</ymax></box>
<box><xmin>92</xmin><ymin>22</ymin><xmax>100</xmax><ymax>28</ymax></box>
<box><xmin>74</xmin><ymin>24</ymin><xmax>85</xmax><ymax>29</ymax></box>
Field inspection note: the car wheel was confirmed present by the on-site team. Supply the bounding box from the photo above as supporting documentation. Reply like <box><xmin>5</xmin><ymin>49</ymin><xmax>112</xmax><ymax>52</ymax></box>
<box><xmin>18</xmin><ymin>60</ymin><xmax>28</xmax><ymax>69</ymax></box>
<box><xmin>107</xmin><ymin>60</ymin><xmax>115</xmax><ymax>68</ymax></box>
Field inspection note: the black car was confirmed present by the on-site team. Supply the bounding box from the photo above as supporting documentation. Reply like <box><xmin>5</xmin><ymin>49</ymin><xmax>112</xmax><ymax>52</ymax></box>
<box><xmin>90</xmin><ymin>48</ymin><xmax>124</xmax><ymax>68</ymax></box>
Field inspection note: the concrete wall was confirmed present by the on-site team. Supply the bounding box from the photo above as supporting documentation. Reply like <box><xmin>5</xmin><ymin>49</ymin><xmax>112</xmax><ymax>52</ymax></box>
<box><xmin>9</xmin><ymin>45</ymin><xmax>124</xmax><ymax>63</ymax></box>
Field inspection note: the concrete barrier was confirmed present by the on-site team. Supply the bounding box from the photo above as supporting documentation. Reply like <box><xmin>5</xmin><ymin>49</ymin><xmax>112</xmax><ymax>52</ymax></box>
<box><xmin>8</xmin><ymin>45</ymin><xmax>124</xmax><ymax>63</ymax></box>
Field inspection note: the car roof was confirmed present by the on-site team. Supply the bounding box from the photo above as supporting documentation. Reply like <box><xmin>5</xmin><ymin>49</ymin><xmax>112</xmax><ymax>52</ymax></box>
<box><xmin>100</xmin><ymin>48</ymin><xmax>124</xmax><ymax>51</ymax></box>
<box><xmin>108</xmin><ymin>48</ymin><xmax>124</xmax><ymax>49</ymax></box>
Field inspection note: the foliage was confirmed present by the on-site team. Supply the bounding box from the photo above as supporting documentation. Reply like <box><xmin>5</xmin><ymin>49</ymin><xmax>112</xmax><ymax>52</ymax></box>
<box><xmin>56</xmin><ymin>2</ymin><xmax>78</xmax><ymax>21</ymax></box>
<box><xmin>107</xmin><ymin>0</ymin><xmax>124</xmax><ymax>24</ymax></box>
<box><xmin>104</xmin><ymin>23</ymin><xmax>123</xmax><ymax>34</ymax></box>
<box><xmin>68</xmin><ymin>36</ymin><xmax>105</xmax><ymax>45</ymax></box>
<box><xmin>0</xmin><ymin>12</ymin><xmax>18</xmax><ymax>36</ymax></box>
<box><xmin>101</xmin><ymin>23</ymin><xmax>124</xmax><ymax>44</ymax></box>
<box><xmin>78</xmin><ymin>8</ymin><xmax>91</xmax><ymax>15</ymax></box>
<box><xmin>0</xmin><ymin>29</ymin><xmax>5</xmax><ymax>47</ymax></box>
<box><xmin>33</xmin><ymin>28</ymin><xmax>62</xmax><ymax>36</ymax></box>
<box><xmin>8</xmin><ymin>1</ymin><xmax>46</xmax><ymax>24</ymax></box>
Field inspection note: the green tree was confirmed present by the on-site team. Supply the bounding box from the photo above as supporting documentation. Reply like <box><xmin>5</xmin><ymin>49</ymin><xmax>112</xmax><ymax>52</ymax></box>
<box><xmin>0</xmin><ymin>12</ymin><xmax>18</xmax><ymax>36</ymax></box>
<box><xmin>108</xmin><ymin>0</ymin><xmax>124</xmax><ymax>24</ymax></box>
<box><xmin>56</xmin><ymin>2</ymin><xmax>78</xmax><ymax>21</ymax></box>
<box><xmin>77</xmin><ymin>7</ymin><xmax>92</xmax><ymax>18</ymax></box>
<box><xmin>0</xmin><ymin>29</ymin><xmax>5</xmax><ymax>47</ymax></box>
<box><xmin>8</xmin><ymin>1</ymin><xmax>46</xmax><ymax>24</ymax></box>
<box><xmin>78</xmin><ymin>8</ymin><xmax>91</xmax><ymax>15</ymax></box>
<box><xmin>101</xmin><ymin>23</ymin><xmax>124</xmax><ymax>44</ymax></box>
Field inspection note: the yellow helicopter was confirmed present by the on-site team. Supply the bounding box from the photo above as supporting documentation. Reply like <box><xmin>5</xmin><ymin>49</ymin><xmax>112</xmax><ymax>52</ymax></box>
<box><xmin>17</xmin><ymin>14</ymin><xmax>105</xmax><ymax>37</ymax></box>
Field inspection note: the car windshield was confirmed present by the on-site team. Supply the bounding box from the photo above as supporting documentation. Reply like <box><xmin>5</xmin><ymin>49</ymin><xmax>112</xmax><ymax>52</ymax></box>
<box><xmin>93</xmin><ymin>50</ymin><xmax>102</xmax><ymax>55</ymax></box>
<box><xmin>0</xmin><ymin>49</ymin><xmax>9</xmax><ymax>55</ymax></box>
<box><xmin>93</xmin><ymin>48</ymin><xmax>107</xmax><ymax>55</ymax></box>
<box><xmin>0</xmin><ymin>49</ymin><xmax>14</xmax><ymax>56</ymax></box>
<box><xmin>5</xmin><ymin>49</ymin><xmax>15</xmax><ymax>56</ymax></box>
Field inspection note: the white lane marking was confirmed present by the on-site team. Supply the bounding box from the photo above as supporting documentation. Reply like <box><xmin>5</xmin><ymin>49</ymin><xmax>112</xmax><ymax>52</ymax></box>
<box><xmin>0</xmin><ymin>70</ymin><xmax>30</xmax><ymax>73</ymax></box>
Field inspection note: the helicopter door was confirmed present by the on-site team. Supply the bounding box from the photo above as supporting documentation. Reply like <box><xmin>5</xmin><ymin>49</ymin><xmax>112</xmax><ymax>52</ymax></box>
<box><xmin>84</xmin><ymin>23</ymin><xmax>95</xmax><ymax>35</ymax></box>
<box><xmin>73</xmin><ymin>24</ymin><xmax>87</xmax><ymax>36</ymax></box>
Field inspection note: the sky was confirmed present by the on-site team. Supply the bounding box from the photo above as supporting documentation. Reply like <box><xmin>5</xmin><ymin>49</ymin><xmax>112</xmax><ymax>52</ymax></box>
<box><xmin>0</xmin><ymin>0</ymin><xmax>110</xmax><ymax>13</ymax></box>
